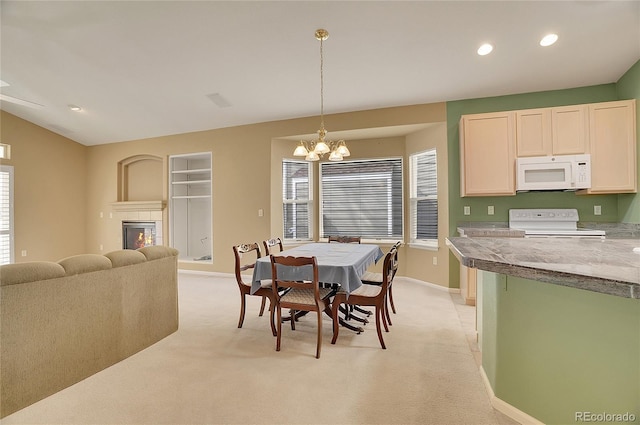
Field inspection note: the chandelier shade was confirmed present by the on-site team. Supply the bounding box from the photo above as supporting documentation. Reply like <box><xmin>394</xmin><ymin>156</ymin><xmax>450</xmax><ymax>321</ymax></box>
<box><xmin>293</xmin><ymin>29</ymin><xmax>350</xmax><ymax>162</ymax></box>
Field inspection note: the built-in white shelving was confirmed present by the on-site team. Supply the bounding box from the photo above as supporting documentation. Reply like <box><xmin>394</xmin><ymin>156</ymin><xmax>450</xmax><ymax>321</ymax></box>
<box><xmin>169</xmin><ymin>152</ymin><xmax>212</xmax><ymax>263</ymax></box>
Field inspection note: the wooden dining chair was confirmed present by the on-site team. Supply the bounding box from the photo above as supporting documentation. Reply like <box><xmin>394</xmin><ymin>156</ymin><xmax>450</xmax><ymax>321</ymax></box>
<box><xmin>361</xmin><ymin>241</ymin><xmax>401</xmax><ymax>326</ymax></box>
<box><xmin>261</xmin><ymin>237</ymin><xmax>285</xmax><ymax>316</ymax></box>
<box><xmin>270</xmin><ymin>255</ymin><xmax>334</xmax><ymax>359</ymax></box>
<box><xmin>331</xmin><ymin>244</ymin><xmax>398</xmax><ymax>349</ymax></box>
<box><xmin>328</xmin><ymin>235</ymin><xmax>368</xmax><ymax>321</ymax></box>
<box><xmin>263</xmin><ymin>237</ymin><xmax>284</xmax><ymax>255</ymax></box>
<box><xmin>232</xmin><ymin>243</ymin><xmax>277</xmax><ymax>336</ymax></box>
<box><xmin>328</xmin><ymin>235</ymin><xmax>361</xmax><ymax>244</ymax></box>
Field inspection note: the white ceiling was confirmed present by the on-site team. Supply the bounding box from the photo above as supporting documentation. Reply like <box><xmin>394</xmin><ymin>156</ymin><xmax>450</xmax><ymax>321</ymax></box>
<box><xmin>1</xmin><ymin>1</ymin><xmax>639</xmax><ymax>146</ymax></box>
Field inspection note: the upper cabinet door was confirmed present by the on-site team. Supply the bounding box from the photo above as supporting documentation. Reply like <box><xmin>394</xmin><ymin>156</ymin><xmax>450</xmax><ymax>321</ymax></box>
<box><xmin>460</xmin><ymin>111</ymin><xmax>516</xmax><ymax>197</ymax></box>
<box><xmin>585</xmin><ymin>99</ymin><xmax>637</xmax><ymax>194</ymax></box>
<box><xmin>551</xmin><ymin>105</ymin><xmax>589</xmax><ymax>155</ymax></box>
<box><xmin>516</xmin><ymin>108</ymin><xmax>552</xmax><ymax>157</ymax></box>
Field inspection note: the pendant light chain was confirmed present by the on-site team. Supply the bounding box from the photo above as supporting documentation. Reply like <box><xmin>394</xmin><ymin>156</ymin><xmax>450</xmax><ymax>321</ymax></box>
<box><xmin>319</xmin><ymin>33</ymin><xmax>325</xmax><ymax>133</ymax></box>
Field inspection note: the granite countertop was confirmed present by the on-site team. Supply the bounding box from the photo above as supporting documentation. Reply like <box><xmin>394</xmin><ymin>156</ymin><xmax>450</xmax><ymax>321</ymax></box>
<box><xmin>457</xmin><ymin>221</ymin><xmax>640</xmax><ymax>239</ymax></box>
<box><xmin>446</xmin><ymin>237</ymin><xmax>640</xmax><ymax>299</ymax></box>
<box><xmin>457</xmin><ymin>222</ymin><xmax>525</xmax><ymax>237</ymax></box>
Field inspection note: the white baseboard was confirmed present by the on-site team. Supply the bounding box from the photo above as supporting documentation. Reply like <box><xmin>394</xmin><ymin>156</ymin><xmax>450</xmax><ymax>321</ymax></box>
<box><xmin>479</xmin><ymin>367</ymin><xmax>545</xmax><ymax>425</ymax></box>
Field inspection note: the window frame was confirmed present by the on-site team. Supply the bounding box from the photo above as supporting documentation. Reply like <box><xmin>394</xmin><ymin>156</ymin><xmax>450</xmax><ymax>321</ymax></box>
<box><xmin>0</xmin><ymin>165</ymin><xmax>14</xmax><ymax>264</ymax></box>
<box><xmin>282</xmin><ymin>159</ymin><xmax>313</xmax><ymax>242</ymax></box>
<box><xmin>319</xmin><ymin>157</ymin><xmax>404</xmax><ymax>244</ymax></box>
<box><xmin>409</xmin><ymin>148</ymin><xmax>438</xmax><ymax>250</ymax></box>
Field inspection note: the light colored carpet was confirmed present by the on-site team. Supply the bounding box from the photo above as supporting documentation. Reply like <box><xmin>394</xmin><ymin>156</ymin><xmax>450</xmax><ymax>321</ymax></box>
<box><xmin>2</xmin><ymin>272</ymin><xmax>518</xmax><ymax>425</ymax></box>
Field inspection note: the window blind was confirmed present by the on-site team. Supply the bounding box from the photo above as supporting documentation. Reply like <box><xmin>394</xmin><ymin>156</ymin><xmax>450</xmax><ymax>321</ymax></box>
<box><xmin>410</xmin><ymin>149</ymin><xmax>438</xmax><ymax>243</ymax></box>
<box><xmin>282</xmin><ymin>160</ymin><xmax>311</xmax><ymax>240</ymax></box>
<box><xmin>0</xmin><ymin>165</ymin><xmax>14</xmax><ymax>264</ymax></box>
<box><xmin>320</xmin><ymin>158</ymin><xmax>403</xmax><ymax>240</ymax></box>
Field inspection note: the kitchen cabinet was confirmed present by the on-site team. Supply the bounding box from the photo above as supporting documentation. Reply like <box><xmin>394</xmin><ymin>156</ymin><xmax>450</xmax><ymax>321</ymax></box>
<box><xmin>459</xmin><ymin>111</ymin><xmax>516</xmax><ymax>197</ymax></box>
<box><xmin>550</xmin><ymin>105</ymin><xmax>589</xmax><ymax>155</ymax></box>
<box><xmin>516</xmin><ymin>106</ymin><xmax>588</xmax><ymax>156</ymax></box>
<box><xmin>583</xmin><ymin>99</ymin><xmax>637</xmax><ymax>194</ymax></box>
<box><xmin>459</xmin><ymin>264</ymin><xmax>477</xmax><ymax>306</ymax></box>
<box><xmin>516</xmin><ymin>108</ymin><xmax>552</xmax><ymax>157</ymax></box>
<box><xmin>169</xmin><ymin>152</ymin><xmax>213</xmax><ymax>262</ymax></box>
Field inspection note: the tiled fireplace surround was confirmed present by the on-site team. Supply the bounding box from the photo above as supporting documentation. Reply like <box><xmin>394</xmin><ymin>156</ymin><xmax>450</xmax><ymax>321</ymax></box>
<box><xmin>111</xmin><ymin>201</ymin><xmax>165</xmax><ymax>248</ymax></box>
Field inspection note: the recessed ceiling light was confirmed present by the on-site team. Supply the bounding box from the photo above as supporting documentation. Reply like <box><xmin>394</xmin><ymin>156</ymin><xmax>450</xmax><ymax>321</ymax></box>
<box><xmin>540</xmin><ymin>33</ymin><xmax>558</xmax><ymax>47</ymax></box>
<box><xmin>477</xmin><ymin>43</ymin><xmax>493</xmax><ymax>56</ymax></box>
<box><xmin>68</xmin><ymin>104</ymin><xmax>82</xmax><ymax>111</ymax></box>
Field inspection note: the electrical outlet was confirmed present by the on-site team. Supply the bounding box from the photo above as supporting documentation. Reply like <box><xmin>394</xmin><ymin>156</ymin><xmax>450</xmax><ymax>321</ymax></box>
<box><xmin>594</xmin><ymin>205</ymin><xmax>602</xmax><ymax>215</ymax></box>
<box><xmin>432</xmin><ymin>256</ymin><xmax>438</xmax><ymax>265</ymax></box>
<box><xmin>21</xmin><ymin>250</ymin><xmax>27</xmax><ymax>257</ymax></box>
<box><xmin>463</xmin><ymin>206</ymin><xmax>471</xmax><ymax>215</ymax></box>
<box><xmin>258</xmin><ymin>208</ymin><xmax>264</xmax><ymax>217</ymax></box>
<box><xmin>99</xmin><ymin>244</ymin><xmax>104</xmax><ymax>251</ymax></box>
<box><xmin>488</xmin><ymin>205</ymin><xmax>495</xmax><ymax>215</ymax></box>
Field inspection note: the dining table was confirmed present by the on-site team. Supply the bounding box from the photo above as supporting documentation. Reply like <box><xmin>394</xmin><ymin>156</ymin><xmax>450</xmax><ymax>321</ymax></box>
<box><xmin>251</xmin><ymin>242</ymin><xmax>383</xmax><ymax>294</ymax></box>
<box><xmin>251</xmin><ymin>242</ymin><xmax>384</xmax><ymax>332</ymax></box>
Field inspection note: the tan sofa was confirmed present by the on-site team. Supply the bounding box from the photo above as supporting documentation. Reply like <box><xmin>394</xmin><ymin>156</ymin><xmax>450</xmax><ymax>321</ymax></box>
<box><xmin>0</xmin><ymin>246</ymin><xmax>179</xmax><ymax>418</ymax></box>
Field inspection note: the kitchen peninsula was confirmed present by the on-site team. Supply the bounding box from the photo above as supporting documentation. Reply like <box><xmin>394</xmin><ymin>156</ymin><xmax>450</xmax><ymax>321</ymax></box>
<box><xmin>447</xmin><ymin>236</ymin><xmax>639</xmax><ymax>425</ymax></box>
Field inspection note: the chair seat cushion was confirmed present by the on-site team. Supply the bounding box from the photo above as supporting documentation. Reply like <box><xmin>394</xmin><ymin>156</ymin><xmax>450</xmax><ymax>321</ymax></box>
<box><xmin>361</xmin><ymin>271</ymin><xmax>383</xmax><ymax>284</ymax></box>
<box><xmin>351</xmin><ymin>283</ymin><xmax>382</xmax><ymax>297</ymax></box>
<box><xmin>281</xmin><ymin>287</ymin><xmax>333</xmax><ymax>305</ymax></box>
<box><xmin>239</xmin><ymin>275</ymin><xmax>272</xmax><ymax>289</ymax></box>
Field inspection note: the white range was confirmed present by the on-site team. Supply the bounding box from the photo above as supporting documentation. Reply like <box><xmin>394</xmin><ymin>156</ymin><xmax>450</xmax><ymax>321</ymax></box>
<box><xmin>508</xmin><ymin>208</ymin><xmax>606</xmax><ymax>239</ymax></box>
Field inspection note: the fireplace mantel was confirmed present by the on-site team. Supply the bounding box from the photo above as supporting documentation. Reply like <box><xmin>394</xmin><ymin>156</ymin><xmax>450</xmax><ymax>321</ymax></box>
<box><xmin>111</xmin><ymin>200</ymin><xmax>166</xmax><ymax>212</ymax></box>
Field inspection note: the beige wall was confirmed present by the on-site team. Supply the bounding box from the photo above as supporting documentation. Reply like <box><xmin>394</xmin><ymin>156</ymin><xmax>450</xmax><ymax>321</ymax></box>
<box><xmin>4</xmin><ymin>103</ymin><xmax>449</xmax><ymax>285</ymax></box>
<box><xmin>405</xmin><ymin>123</ymin><xmax>449</xmax><ymax>287</ymax></box>
<box><xmin>89</xmin><ymin>103</ymin><xmax>448</xmax><ymax>280</ymax></box>
<box><xmin>0</xmin><ymin>112</ymin><xmax>87</xmax><ymax>262</ymax></box>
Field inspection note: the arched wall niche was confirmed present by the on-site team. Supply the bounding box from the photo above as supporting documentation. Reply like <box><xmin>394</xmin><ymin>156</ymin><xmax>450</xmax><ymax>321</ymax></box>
<box><xmin>117</xmin><ymin>154</ymin><xmax>163</xmax><ymax>202</ymax></box>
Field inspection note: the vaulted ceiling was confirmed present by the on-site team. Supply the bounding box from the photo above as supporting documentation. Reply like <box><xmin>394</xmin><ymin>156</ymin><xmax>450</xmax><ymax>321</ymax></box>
<box><xmin>1</xmin><ymin>1</ymin><xmax>638</xmax><ymax>146</ymax></box>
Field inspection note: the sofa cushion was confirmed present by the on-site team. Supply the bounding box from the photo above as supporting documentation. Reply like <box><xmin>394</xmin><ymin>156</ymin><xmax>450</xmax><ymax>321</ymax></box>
<box><xmin>105</xmin><ymin>249</ymin><xmax>147</xmax><ymax>267</ymax></box>
<box><xmin>58</xmin><ymin>254</ymin><xmax>112</xmax><ymax>276</ymax></box>
<box><xmin>0</xmin><ymin>262</ymin><xmax>66</xmax><ymax>286</ymax></box>
<box><xmin>138</xmin><ymin>245</ymin><xmax>179</xmax><ymax>261</ymax></box>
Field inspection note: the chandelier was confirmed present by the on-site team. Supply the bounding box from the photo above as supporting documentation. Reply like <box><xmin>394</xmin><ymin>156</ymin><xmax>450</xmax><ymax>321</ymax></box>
<box><xmin>293</xmin><ymin>29</ymin><xmax>350</xmax><ymax>161</ymax></box>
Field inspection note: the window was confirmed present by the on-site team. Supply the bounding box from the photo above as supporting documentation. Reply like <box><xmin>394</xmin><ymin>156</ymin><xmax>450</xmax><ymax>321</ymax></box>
<box><xmin>0</xmin><ymin>165</ymin><xmax>14</xmax><ymax>264</ymax></box>
<box><xmin>282</xmin><ymin>160</ymin><xmax>312</xmax><ymax>241</ymax></box>
<box><xmin>0</xmin><ymin>143</ymin><xmax>10</xmax><ymax>160</ymax></box>
<box><xmin>410</xmin><ymin>149</ymin><xmax>438</xmax><ymax>247</ymax></box>
<box><xmin>320</xmin><ymin>158</ymin><xmax>403</xmax><ymax>241</ymax></box>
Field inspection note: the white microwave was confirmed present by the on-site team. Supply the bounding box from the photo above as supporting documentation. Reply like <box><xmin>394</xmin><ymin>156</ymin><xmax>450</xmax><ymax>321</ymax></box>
<box><xmin>516</xmin><ymin>154</ymin><xmax>591</xmax><ymax>191</ymax></box>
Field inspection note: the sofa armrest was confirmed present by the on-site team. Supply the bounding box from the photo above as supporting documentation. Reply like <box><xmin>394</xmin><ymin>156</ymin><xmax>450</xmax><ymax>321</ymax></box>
<box><xmin>137</xmin><ymin>246</ymin><xmax>179</xmax><ymax>261</ymax></box>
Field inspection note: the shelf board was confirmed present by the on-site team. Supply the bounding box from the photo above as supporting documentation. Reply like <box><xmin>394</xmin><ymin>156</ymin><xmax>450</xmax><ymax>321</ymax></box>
<box><xmin>171</xmin><ymin>168</ymin><xmax>211</xmax><ymax>174</ymax></box>
<box><xmin>171</xmin><ymin>179</ymin><xmax>211</xmax><ymax>185</ymax></box>
<box><xmin>171</xmin><ymin>195</ymin><xmax>211</xmax><ymax>199</ymax></box>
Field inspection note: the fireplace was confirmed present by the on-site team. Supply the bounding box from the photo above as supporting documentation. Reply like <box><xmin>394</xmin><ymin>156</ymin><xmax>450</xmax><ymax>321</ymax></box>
<box><xmin>122</xmin><ymin>221</ymin><xmax>157</xmax><ymax>250</ymax></box>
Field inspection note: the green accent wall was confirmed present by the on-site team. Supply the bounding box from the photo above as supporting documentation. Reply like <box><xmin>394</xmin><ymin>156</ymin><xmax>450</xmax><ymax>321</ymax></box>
<box><xmin>481</xmin><ymin>271</ymin><xmax>640</xmax><ymax>425</ymax></box>
<box><xmin>446</xmin><ymin>83</ymin><xmax>620</xmax><ymax>235</ymax></box>
<box><xmin>446</xmin><ymin>61</ymin><xmax>640</xmax><ymax>287</ymax></box>
<box><xmin>616</xmin><ymin>59</ymin><xmax>640</xmax><ymax>223</ymax></box>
